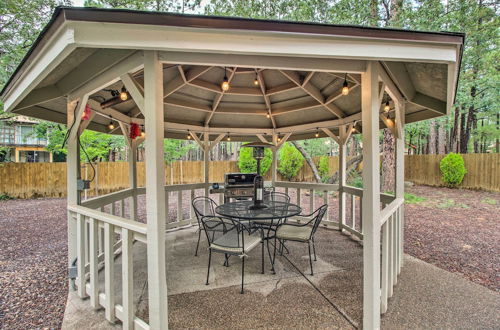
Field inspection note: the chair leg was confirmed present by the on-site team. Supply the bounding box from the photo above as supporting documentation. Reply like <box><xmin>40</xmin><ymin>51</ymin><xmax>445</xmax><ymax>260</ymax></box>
<box><xmin>308</xmin><ymin>241</ymin><xmax>314</xmax><ymax>276</ymax></box>
<box><xmin>241</xmin><ymin>256</ymin><xmax>245</xmax><ymax>294</ymax></box>
<box><xmin>272</xmin><ymin>237</ymin><xmax>277</xmax><ymax>274</ymax></box>
<box><xmin>224</xmin><ymin>254</ymin><xmax>230</xmax><ymax>267</ymax></box>
<box><xmin>312</xmin><ymin>237</ymin><xmax>317</xmax><ymax>261</ymax></box>
<box><xmin>194</xmin><ymin>228</ymin><xmax>201</xmax><ymax>256</ymax></box>
<box><xmin>206</xmin><ymin>249</ymin><xmax>212</xmax><ymax>285</ymax></box>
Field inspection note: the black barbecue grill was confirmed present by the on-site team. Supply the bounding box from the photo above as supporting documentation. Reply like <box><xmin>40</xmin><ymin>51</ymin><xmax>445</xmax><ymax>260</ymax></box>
<box><xmin>224</xmin><ymin>173</ymin><xmax>256</xmax><ymax>201</ymax></box>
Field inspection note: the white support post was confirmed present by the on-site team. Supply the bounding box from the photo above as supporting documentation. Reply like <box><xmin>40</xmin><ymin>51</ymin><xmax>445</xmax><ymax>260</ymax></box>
<box><xmin>361</xmin><ymin>62</ymin><xmax>381</xmax><ymax>329</ymax></box>
<box><xmin>271</xmin><ymin>134</ymin><xmax>278</xmax><ymax>186</ymax></box>
<box><xmin>144</xmin><ymin>50</ymin><xmax>168</xmax><ymax>329</ymax></box>
<box><xmin>395</xmin><ymin>102</ymin><xmax>405</xmax><ymax>272</ymax></box>
<box><xmin>66</xmin><ymin>98</ymin><xmax>81</xmax><ymax>287</ymax></box>
<box><xmin>129</xmin><ymin>139</ymin><xmax>138</xmax><ymax>220</ymax></box>
<box><xmin>121</xmin><ymin>228</ymin><xmax>134</xmax><ymax>330</ymax></box>
<box><xmin>338</xmin><ymin>125</ymin><xmax>347</xmax><ymax>231</ymax></box>
<box><xmin>104</xmin><ymin>222</ymin><xmax>115</xmax><ymax>322</ymax></box>
<box><xmin>204</xmin><ymin>132</ymin><xmax>210</xmax><ymax>197</ymax></box>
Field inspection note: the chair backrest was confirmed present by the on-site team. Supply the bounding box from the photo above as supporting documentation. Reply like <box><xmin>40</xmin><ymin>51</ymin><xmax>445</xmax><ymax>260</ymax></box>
<box><xmin>310</xmin><ymin>204</ymin><xmax>328</xmax><ymax>238</ymax></box>
<box><xmin>200</xmin><ymin>215</ymin><xmax>242</xmax><ymax>249</ymax></box>
<box><xmin>192</xmin><ymin>196</ymin><xmax>217</xmax><ymax>224</ymax></box>
<box><xmin>263</xmin><ymin>191</ymin><xmax>290</xmax><ymax>204</ymax></box>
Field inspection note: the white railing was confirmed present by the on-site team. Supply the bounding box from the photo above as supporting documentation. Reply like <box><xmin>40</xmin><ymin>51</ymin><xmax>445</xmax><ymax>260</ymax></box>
<box><xmin>380</xmin><ymin>197</ymin><xmax>404</xmax><ymax>314</ymax></box>
<box><xmin>68</xmin><ymin>200</ymin><xmax>149</xmax><ymax>330</ymax></box>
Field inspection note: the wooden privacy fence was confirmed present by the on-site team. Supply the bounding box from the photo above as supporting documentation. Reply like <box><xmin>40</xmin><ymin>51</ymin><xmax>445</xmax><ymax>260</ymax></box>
<box><xmin>0</xmin><ymin>153</ymin><xmax>498</xmax><ymax>198</ymax></box>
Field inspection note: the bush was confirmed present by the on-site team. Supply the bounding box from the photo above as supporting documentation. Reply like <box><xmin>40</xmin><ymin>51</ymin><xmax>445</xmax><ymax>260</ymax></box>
<box><xmin>318</xmin><ymin>156</ymin><xmax>329</xmax><ymax>182</ymax></box>
<box><xmin>238</xmin><ymin>147</ymin><xmax>272</xmax><ymax>175</ymax></box>
<box><xmin>439</xmin><ymin>153</ymin><xmax>467</xmax><ymax>187</ymax></box>
<box><xmin>278</xmin><ymin>143</ymin><xmax>304</xmax><ymax>180</ymax></box>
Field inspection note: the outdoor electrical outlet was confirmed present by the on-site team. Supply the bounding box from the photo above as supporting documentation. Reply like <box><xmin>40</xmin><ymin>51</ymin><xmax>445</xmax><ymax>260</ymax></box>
<box><xmin>77</xmin><ymin>179</ymin><xmax>91</xmax><ymax>191</ymax></box>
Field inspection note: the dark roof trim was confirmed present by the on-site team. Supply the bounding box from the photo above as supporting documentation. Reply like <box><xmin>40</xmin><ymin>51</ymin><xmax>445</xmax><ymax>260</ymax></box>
<box><xmin>1</xmin><ymin>6</ymin><xmax>465</xmax><ymax>98</ymax></box>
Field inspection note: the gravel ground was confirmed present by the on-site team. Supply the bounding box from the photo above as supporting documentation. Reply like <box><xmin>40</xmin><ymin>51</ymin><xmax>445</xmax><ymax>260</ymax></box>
<box><xmin>0</xmin><ymin>198</ymin><xmax>68</xmax><ymax>329</ymax></box>
<box><xmin>0</xmin><ymin>185</ymin><xmax>498</xmax><ymax>328</ymax></box>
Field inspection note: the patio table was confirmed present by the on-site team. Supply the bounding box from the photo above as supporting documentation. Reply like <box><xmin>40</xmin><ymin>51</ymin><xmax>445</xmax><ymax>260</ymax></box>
<box><xmin>215</xmin><ymin>200</ymin><xmax>301</xmax><ymax>273</ymax></box>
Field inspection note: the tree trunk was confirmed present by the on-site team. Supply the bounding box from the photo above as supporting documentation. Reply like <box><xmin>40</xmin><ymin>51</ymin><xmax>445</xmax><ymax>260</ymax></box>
<box><xmin>290</xmin><ymin>141</ymin><xmax>321</xmax><ymax>183</ymax></box>
<box><xmin>381</xmin><ymin>129</ymin><xmax>395</xmax><ymax>191</ymax></box>
<box><xmin>438</xmin><ymin>122</ymin><xmax>446</xmax><ymax>154</ymax></box>
<box><xmin>327</xmin><ymin>155</ymin><xmax>363</xmax><ymax>184</ymax></box>
<box><xmin>428</xmin><ymin>120</ymin><xmax>437</xmax><ymax>154</ymax></box>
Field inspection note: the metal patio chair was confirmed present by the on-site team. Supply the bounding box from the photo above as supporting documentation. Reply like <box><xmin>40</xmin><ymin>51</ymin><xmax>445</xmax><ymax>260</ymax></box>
<box><xmin>274</xmin><ymin>204</ymin><xmax>328</xmax><ymax>275</ymax></box>
<box><xmin>201</xmin><ymin>215</ymin><xmax>264</xmax><ymax>294</ymax></box>
<box><xmin>192</xmin><ymin>196</ymin><xmax>227</xmax><ymax>256</ymax></box>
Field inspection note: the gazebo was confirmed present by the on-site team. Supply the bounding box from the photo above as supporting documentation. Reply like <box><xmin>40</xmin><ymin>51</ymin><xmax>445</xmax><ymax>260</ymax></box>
<box><xmin>0</xmin><ymin>7</ymin><xmax>463</xmax><ymax>330</ymax></box>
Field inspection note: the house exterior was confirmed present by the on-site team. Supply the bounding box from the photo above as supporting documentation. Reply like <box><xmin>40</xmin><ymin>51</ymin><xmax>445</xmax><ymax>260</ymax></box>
<box><xmin>0</xmin><ymin>115</ymin><xmax>52</xmax><ymax>162</ymax></box>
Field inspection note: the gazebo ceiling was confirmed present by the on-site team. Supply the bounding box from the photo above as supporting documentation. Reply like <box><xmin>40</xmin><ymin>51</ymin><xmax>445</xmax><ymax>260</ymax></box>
<box><xmin>0</xmin><ymin>7</ymin><xmax>464</xmax><ymax>142</ymax></box>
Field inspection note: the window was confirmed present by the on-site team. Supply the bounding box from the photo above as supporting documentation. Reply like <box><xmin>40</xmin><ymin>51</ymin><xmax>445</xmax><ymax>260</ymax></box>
<box><xmin>0</xmin><ymin>124</ymin><xmax>15</xmax><ymax>144</ymax></box>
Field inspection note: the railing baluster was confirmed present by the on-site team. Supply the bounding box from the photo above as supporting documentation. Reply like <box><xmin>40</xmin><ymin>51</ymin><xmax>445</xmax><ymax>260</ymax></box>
<box><xmin>121</xmin><ymin>228</ymin><xmax>134</xmax><ymax>330</ymax></box>
<box><xmin>76</xmin><ymin>213</ymin><xmax>86</xmax><ymax>298</ymax></box>
<box><xmin>309</xmin><ymin>189</ymin><xmax>314</xmax><ymax>213</ymax></box>
<box><xmin>284</xmin><ymin>187</ymin><xmax>289</xmax><ymax>197</ymax></box>
<box><xmin>381</xmin><ymin>220</ymin><xmax>389</xmax><ymax>314</ymax></box>
<box><xmin>121</xmin><ymin>199</ymin><xmax>125</xmax><ymax>218</ymax></box>
<box><xmin>218</xmin><ymin>191</ymin><xmax>223</xmax><ymax>205</ymax></box>
<box><xmin>104</xmin><ymin>222</ymin><xmax>115</xmax><ymax>322</ymax></box>
<box><xmin>392</xmin><ymin>212</ymin><xmax>398</xmax><ymax>285</ymax></box>
<box><xmin>190</xmin><ymin>189</ymin><xmax>195</xmax><ymax>221</ymax></box>
<box><xmin>388</xmin><ymin>215</ymin><xmax>394</xmax><ymax>298</ymax></box>
<box><xmin>177</xmin><ymin>190</ymin><xmax>183</xmax><ymax>222</ymax></box>
<box><xmin>351</xmin><ymin>194</ymin><xmax>356</xmax><ymax>229</ymax></box>
<box><xmin>297</xmin><ymin>188</ymin><xmax>301</xmax><ymax>207</ymax></box>
<box><xmin>89</xmin><ymin>218</ymin><xmax>99</xmax><ymax>309</ymax></box>
<box><xmin>165</xmin><ymin>191</ymin><xmax>169</xmax><ymax>224</ymax></box>
<box><xmin>111</xmin><ymin>202</ymin><xmax>116</xmax><ymax>216</ymax></box>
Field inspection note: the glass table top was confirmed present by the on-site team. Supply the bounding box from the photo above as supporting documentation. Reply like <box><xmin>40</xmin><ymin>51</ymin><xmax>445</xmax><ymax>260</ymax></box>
<box><xmin>215</xmin><ymin>200</ymin><xmax>302</xmax><ymax>220</ymax></box>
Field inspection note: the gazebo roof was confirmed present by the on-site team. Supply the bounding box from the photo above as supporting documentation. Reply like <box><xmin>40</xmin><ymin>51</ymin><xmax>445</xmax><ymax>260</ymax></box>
<box><xmin>0</xmin><ymin>7</ymin><xmax>464</xmax><ymax>141</ymax></box>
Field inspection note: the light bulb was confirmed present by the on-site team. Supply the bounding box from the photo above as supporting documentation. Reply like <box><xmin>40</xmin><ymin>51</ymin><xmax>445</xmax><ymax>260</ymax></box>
<box><xmin>351</xmin><ymin>127</ymin><xmax>356</xmax><ymax>133</ymax></box>
<box><xmin>187</xmin><ymin>134</ymin><xmax>191</xmax><ymax>139</ymax></box>
<box><xmin>315</xmin><ymin>131</ymin><xmax>320</xmax><ymax>138</ymax></box>
<box><xmin>277</xmin><ymin>137</ymin><xmax>281</xmax><ymax>142</ymax></box>
<box><xmin>120</xmin><ymin>87</ymin><xmax>128</xmax><ymax>101</ymax></box>
<box><xmin>141</xmin><ymin>131</ymin><xmax>146</xmax><ymax>138</ymax></box>
<box><xmin>266</xmin><ymin>113</ymin><xmax>270</xmax><ymax>119</ymax></box>
<box><xmin>227</xmin><ymin>136</ymin><xmax>231</xmax><ymax>141</ymax></box>
<box><xmin>108</xmin><ymin>121</ymin><xmax>115</xmax><ymax>130</ymax></box>
<box><xmin>254</xmin><ymin>78</ymin><xmax>259</xmax><ymax>86</ymax></box>
<box><xmin>384</xmin><ymin>101</ymin><xmax>390</xmax><ymax>112</ymax></box>
<box><xmin>342</xmin><ymin>80</ymin><xmax>349</xmax><ymax>96</ymax></box>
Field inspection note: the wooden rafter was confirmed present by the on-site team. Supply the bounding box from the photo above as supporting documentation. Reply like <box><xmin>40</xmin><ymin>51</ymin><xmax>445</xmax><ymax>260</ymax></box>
<box><xmin>204</xmin><ymin>67</ymin><xmax>237</xmax><ymax>126</ymax></box>
<box><xmin>257</xmin><ymin>70</ymin><xmax>276</xmax><ymax>128</ymax></box>
<box><xmin>279</xmin><ymin>70</ymin><xmax>346</xmax><ymax>119</ymax></box>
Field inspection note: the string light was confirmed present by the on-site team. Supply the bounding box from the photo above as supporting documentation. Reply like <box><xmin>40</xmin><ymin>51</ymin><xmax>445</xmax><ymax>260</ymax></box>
<box><xmin>266</xmin><ymin>113</ymin><xmax>270</xmax><ymax>119</ymax></box>
<box><xmin>384</xmin><ymin>100</ymin><xmax>390</xmax><ymax>112</ymax></box>
<box><xmin>119</xmin><ymin>86</ymin><xmax>128</xmax><ymax>101</ymax></box>
<box><xmin>221</xmin><ymin>67</ymin><xmax>230</xmax><ymax>91</ymax></box>
<box><xmin>227</xmin><ymin>132</ymin><xmax>231</xmax><ymax>141</ymax></box>
<box><xmin>254</xmin><ymin>70</ymin><xmax>259</xmax><ymax>86</ymax></box>
<box><xmin>140</xmin><ymin>125</ymin><xmax>145</xmax><ymax>138</ymax></box>
<box><xmin>315</xmin><ymin>128</ymin><xmax>320</xmax><ymax>138</ymax></box>
<box><xmin>277</xmin><ymin>133</ymin><xmax>282</xmax><ymax>143</ymax></box>
<box><xmin>187</xmin><ymin>130</ymin><xmax>191</xmax><ymax>139</ymax></box>
<box><xmin>341</xmin><ymin>73</ymin><xmax>349</xmax><ymax>96</ymax></box>
<box><xmin>108</xmin><ymin>116</ymin><xmax>115</xmax><ymax>130</ymax></box>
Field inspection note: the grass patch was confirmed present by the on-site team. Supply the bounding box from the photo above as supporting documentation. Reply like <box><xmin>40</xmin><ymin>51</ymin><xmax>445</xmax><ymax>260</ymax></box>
<box><xmin>481</xmin><ymin>197</ymin><xmax>497</xmax><ymax>205</ymax></box>
<box><xmin>404</xmin><ymin>192</ymin><xmax>426</xmax><ymax>204</ymax></box>
<box><xmin>436</xmin><ymin>198</ymin><xmax>469</xmax><ymax>209</ymax></box>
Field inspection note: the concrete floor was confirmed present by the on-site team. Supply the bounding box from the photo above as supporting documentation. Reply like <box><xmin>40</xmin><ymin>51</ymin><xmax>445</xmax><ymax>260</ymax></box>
<box><xmin>62</xmin><ymin>226</ymin><xmax>500</xmax><ymax>329</ymax></box>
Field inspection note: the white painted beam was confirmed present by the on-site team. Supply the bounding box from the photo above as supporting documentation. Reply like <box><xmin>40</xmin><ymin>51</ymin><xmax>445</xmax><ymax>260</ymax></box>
<box><xmin>361</xmin><ymin>62</ymin><xmax>381</xmax><ymax>329</ymax></box>
<box><xmin>143</xmin><ymin>50</ymin><xmax>168</xmax><ymax>330</ymax></box>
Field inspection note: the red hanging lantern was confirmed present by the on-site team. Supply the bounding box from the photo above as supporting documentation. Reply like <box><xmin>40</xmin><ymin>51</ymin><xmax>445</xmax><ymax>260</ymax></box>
<box><xmin>81</xmin><ymin>104</ymin><xmax>91</xmax><ymax>121</ymax></box>
<box><xmin>130</xmin><ymin>123</ymin><xmax>141</xmax><ymax>139</ymax></box>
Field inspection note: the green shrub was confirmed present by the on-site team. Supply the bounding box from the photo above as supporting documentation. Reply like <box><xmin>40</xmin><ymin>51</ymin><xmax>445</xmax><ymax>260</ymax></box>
<box><xmin>238</xmin><ymin>147</ymin><xmax>272</xmax><ymax>175</ymax></box>
<box><xmin>439</xmin><ymin>153</ymin><xmax>467</xmax><ymax>187</ymax></box>
<box><xmin>0</xmin><ymin>194</ymin><xmax>14</xmax><ymax>201</ymax></box>
<box><xmin>318</xmin><ymin>156</ymin><xmax>329</xmax><ymax>182</ymax></box>
<box><xmin>278</xmin><ymin>143</ymin><xmax>304</xmax><ymax>180</ymax></box>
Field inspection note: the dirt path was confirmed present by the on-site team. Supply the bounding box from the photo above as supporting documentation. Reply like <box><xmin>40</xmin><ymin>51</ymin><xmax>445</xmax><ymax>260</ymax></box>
<box><xmin>0</xmin><ymin>185</ymin><xmax>498</xmax><ymax>328</ymax></box>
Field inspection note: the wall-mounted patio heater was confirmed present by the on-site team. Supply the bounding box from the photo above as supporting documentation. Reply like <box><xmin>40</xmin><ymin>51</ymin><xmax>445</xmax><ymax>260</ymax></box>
<box><xmin>242</xmin><ymin>141</ymin><xmax>274</xmax><ymax>209</ymax></box>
